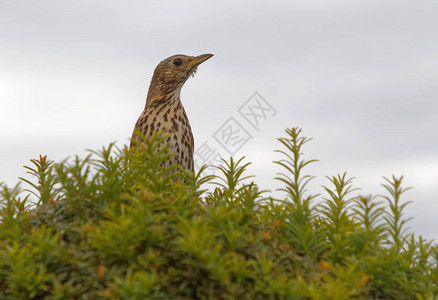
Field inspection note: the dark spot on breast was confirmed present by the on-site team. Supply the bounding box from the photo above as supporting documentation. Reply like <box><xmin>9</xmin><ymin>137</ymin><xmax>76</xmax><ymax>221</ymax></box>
<box><xmin>174</xmin><ymin>101</ymin><xmax>182</xmax><ymax>113</ymax></box>
<box><xmin>171</xmin><ymin>117</ymin><xmax>179</xmax><ymax>131</ymax></box>
<box><xmin>158</xmin><ymin>104</ymin><xmax>167</xmax><ymax>114</ymax></box>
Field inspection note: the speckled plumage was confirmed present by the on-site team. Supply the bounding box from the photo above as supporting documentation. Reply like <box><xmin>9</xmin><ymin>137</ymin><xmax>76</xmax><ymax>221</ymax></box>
<box><xmin>130</xmin><ymin>54</ymin><xmax>213</xmax><ymax>173</ymax></box>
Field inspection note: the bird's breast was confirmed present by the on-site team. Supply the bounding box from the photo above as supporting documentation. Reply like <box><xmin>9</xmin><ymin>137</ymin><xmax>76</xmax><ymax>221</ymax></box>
<box><xmin>132</xmin><ymin>98</ymin><xmax>194</xmax><ymax>172</ymax></box>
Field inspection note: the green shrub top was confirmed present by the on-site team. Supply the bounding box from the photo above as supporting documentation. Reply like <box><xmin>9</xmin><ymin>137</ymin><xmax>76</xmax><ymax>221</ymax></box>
<box><xmin>0</xmin><ymin>128</ymin><xmax>437</xmax><ymax>299</ymax></box>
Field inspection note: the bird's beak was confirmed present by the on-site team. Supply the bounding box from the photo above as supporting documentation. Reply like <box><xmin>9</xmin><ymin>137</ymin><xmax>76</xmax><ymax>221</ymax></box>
<box><xmin>186</xmin><ymin>54</ymin><xmax>214</xmax><ymax>67</ymax></box>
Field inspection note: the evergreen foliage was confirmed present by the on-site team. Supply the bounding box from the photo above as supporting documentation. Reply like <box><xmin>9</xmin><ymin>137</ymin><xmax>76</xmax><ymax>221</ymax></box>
<box><xmin>0</xmin><ymin>128</ymin><xmax>437</xmax><ymax>299</ymax></box>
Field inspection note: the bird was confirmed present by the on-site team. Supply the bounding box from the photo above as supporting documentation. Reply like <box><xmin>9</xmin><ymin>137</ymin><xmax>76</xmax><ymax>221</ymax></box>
<box><xmin>130</xmin><ymin>53</ymin><xmax>213</xmax><ymax>174</ymax></box>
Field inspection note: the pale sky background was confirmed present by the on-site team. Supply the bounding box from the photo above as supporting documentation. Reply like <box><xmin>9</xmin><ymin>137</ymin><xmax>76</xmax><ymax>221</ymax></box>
<box><xmin>1</xmin><ymin>1</ymin><xmax>437</xmax><ymax>240</ymax></box>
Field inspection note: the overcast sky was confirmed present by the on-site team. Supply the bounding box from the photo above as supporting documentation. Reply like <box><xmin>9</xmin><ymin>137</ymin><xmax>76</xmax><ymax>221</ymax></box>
<box><xmin>1</xmin><ymin>0</ymin><xmax>437</xmax><ymax>240</ymax></box>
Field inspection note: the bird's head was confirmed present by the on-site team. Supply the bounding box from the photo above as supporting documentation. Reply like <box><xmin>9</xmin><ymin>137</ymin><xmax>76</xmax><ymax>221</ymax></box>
<box><xmin>146</xmin><ymin>53</ymin><xmax>213</xmax><ymax>107</ymax></box>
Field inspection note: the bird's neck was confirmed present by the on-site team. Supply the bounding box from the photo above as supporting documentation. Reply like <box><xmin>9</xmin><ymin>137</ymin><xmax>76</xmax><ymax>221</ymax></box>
<box><xmin>145</xmin><ymin>83</ymin><xmax>182</xmax><ymax>110</ymax></box>
<box><xmin>145</xmin><ymin>79</ymin><xmax>182</xmax><ymax>110</ymax></box>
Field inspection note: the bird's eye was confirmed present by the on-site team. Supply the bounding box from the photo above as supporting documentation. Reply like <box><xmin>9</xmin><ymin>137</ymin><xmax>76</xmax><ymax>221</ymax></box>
<box><xmin>173</xmin><ymin>58</ymin><xmax>182</xmax><ymax>66</ymax></box>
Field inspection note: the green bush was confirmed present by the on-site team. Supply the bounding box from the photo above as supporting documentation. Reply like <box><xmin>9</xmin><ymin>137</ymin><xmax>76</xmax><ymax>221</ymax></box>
<box><xmin>1</xmin><ymin>128</ymin><xmax>437</xmax><ymax>299</ymax></box>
